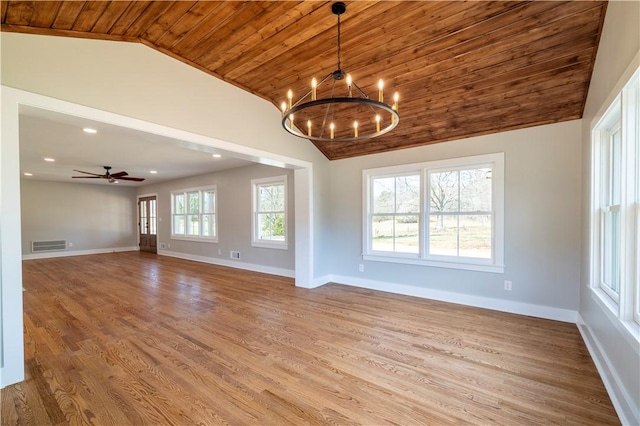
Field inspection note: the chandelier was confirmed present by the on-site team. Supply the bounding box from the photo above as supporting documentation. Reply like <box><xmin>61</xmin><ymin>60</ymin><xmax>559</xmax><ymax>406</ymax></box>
<box><xmin>280</xmin><ymin>2</ymin><xmax>399</xmax><ymax>142</ymax></box>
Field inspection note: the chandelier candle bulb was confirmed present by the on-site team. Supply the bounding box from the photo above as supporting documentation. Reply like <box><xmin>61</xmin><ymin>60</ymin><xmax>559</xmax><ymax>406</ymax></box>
<box><xmin>378</xmin><ymin>79</ymin><xmax>384</xmax><ymax>102</ymax></box>
<box><xmin>354</xmin><ymin>121</ymin><xmax>358</xmax><ymax>138</ymax></box>
<box><xmin>307</xmin><ymin>120</ymin><xmax>312</xmax><ymax>137</ymax></box>
<box><xmin>330</xmin><ymin>122</ymin><xmax>335</xmax><ymax>139</ymax></box>
<box><xmin>393</xmin><ymin>92</ymin><xmax>399</xmax><ymax>111</ymax></box>
<box><xmin>281</xmin><ymin>102</ymin><xmax>287</xmax><ymax>117</ymax></box>
<box><xmin>287</xmin><ymin>89</ymin><xmax>293</xmax><ymax>109</ymax></box>
<box><xmin>311</xmin><ymin>78</ymin><xmax>317</xmax><ymax>101</ymax></box>
<box><xmin>289</xmin><ymin>114</ymin><xmax>294</xmax><ymax>129</ymax></box>
<box><xmin>346</xmin><ymin>74</ymin><xmax>352</xmax><ymax>97</ymax></box>
<box><xmin>376</xmin><ymin>114</ymin><xmax>381</xmax><ymax>132</ymax></box>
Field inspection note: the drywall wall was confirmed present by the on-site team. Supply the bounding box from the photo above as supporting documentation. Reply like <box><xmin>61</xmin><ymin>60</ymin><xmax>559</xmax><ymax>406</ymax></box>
<box><xmin>579</xmin><ymin>1</ymin><xmax>640</xmax><ymax>424</ymax></box>
<box><xmin>20</xmin><ymin>180</ymin><xmax>138</xmax><ymax>256</ymax></box>
<box><xmin>138</xmin><ymin>164</ymin><xmax>295</xmax><ymax>273</ymax></box>
<box><xmin>328</xmin><ymin>119</ymin><xmax>583</xmax><ymax>319</ymax></box>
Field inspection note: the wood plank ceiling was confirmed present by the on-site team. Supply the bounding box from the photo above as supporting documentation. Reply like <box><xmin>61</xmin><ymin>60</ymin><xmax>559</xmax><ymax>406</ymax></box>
<box><xmin>1</xmin><ymin>1</ymin><xmax>607</xmax><ymax>160</ymax></box>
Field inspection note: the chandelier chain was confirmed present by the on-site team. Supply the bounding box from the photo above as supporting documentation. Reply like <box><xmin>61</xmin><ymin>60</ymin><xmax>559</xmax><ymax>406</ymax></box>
<box><xmin>336</xmin><ymin>11</ymin><xmax>341</xmax><ymax>71</ymax></box>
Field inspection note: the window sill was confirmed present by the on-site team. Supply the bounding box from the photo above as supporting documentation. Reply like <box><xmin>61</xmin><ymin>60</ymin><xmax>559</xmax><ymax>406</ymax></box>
<box><xmin>362</xmin><ymin>254</ymin><xmax>504</xmax><ymax>273</ymax></box>
<box><xmin>171</xmin><ymin>236</ymin><xmax>218</xmax><ymax>244</ymax></box>
<box><xmin>252</xmin><ymin>241</ymin><xmax>288</xmax><ymax>250</ymax></box>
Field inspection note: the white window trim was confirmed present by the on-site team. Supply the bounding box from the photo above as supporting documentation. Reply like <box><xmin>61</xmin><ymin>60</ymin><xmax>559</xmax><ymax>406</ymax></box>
<box><xmin>362</xmin><ymin>153</ymin><xmax>505</xmax><ymax>273</ymax></box>
<box><xmin>170</xmin><ymin>185</ymin><xmax>218</xmax><ymax>243</ymax></box>
<box><xmin>589</xmin><ymin>64</ymin><xmax>640</xmax><ymax>341</ymax></box>
<box><xmin>251</xmin><ymin>175</ymin><xmax>288</xmax><ymax>250</ymax></box>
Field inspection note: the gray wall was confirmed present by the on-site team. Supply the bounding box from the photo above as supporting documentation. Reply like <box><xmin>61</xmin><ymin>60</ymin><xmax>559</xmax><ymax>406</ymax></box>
<box><xmin>328</xmin><ymin>120</ymin><xmax>582</xmax><ymax>312</ymax></box>
<box><xmin>579</xmin><ymin>1</ymin><xmax>640</xmax><ymax>423</ymax></box>
<box><xmin>139</xmin><ymin>163</ymin><xmax>295</xmax><ymax>271</ymax></box>
<box><xmin>20</xmin><ymin>179</ymin><xmax>137</xmax><ymax>255</ymax></box>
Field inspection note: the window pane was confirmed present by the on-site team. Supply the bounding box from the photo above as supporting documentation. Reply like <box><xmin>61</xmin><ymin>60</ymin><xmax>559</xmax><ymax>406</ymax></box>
<box><xmin>203</xmin><ymin>190</ymin><xmax>215</xmax><ymax>214</ymax></box>
<box><xmin>395</xmin><ymin>215</ymin><xmax>419</xmax><ymax>253</ymax></box>
<box><xmin>372</xmin><ymin>177</ymin><xmax>395</xmax><ymax>214</ymax></box>
<box><xmin>460</xmin><ymin>168</ymin><xmax>492</xmax><ymax>212</ymax></box>
<box><xmin>258</xmin><ymin>213</ymin><xmax>285</xmax><ymax>240</ymax></box>
<box><xmin>187</xmin><ymin>214</ymin><xmax>199</xmax><ymax>236</ymax></box>
<box><xmin>396</xmin><ymin>175</ymin><xmax>420</xmax><ymax>213</ymax></box>
<box><xmin>429</xmin><ymin>214</ymin><xmax>458</xmax><ymax>256</ymax></box>
<box><xmin>259</xmin><ymin>184</ymin><xmax>284</xmax><ymax>212</ymax></box>
<box><xmin>188</xmin><ymin>192</ymin><xmax>199</xmax><ymax>214</ymax></box>
<box><xmin>372</xmin><ymin>215</ymin><xmax>393</xmax><ymax>251</ymax></box>
<box><xmin>602</xmin><ymin>210</ymin><xmax>620</xmax><ymax>295</ymax></box>
<box><xmin>173</xmin><ymin>215</ymin><xmax>185</xmax><ymax>235</ymax></box>
<box><xmin>149</xmin><ymin>200</ymin><xmax>157</xmax><ymax>235</ymax></box>
<box><xmin>610</xmin><ymin>129</ymin><xmax>621</xmax><ymax>205</ymax></box>
<box><xmin>174</xmin><ymin>194</ymin><xmax>185</xmax><ymax>214</ymax></box>
<box><xmin>430</xmin><ymin>171</ymin><xmax>459</xmax><ymax>212</ymax></box>
<box><xmin>459</xmin><ymin>215</ymin><xmax>492</xmax><ymax>258</ymax></box>
<box><xmin>202</xmin><ymin>214</ymin><xmax>215</xmax><ymax>237</ymax></box>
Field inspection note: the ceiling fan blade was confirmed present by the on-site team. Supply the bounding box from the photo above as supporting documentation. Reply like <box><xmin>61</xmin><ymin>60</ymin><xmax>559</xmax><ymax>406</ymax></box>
<box><xmin>110</xmin><ymin>171</ymin><xmax>129</xmax><ymax>178</ymax></box>
<box><xmin>118</xmin><ymin>177</ymin><xmax>146</xmax><ymax>182</ymax></box>
<box><xmin>72</xmin><ymin>176</ymin><xmax>101</xmax><ymax>179</ymax></box>
<box><xmin>73</xmin><ymin>169</ymin><xmax>103</xmax><ymax>177</ymax></box>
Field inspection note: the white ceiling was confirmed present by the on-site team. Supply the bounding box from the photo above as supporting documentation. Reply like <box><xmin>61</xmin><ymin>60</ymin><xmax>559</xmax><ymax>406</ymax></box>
<box><xmin>19</xmin><ymin>106</ymin><xmax>255</xmax><ymax>187</ymax></box>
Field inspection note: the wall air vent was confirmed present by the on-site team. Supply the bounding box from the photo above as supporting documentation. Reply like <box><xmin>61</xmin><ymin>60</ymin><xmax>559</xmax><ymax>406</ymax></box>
<box><xmin>230</xmin><ymin>251</ymin><xmax>241</xmax><ymax>260</ymax></box>
<box><xmin>31</xmin><ymin>240</ymin><xmax>67</xmax><ymax>252</ymax></box>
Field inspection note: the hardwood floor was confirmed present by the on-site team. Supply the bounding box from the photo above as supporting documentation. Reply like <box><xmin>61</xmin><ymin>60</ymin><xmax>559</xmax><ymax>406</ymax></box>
<box><xmin>3</xmin><ymin>252</ymin><xmax>618</xmax><ymax>425</ymax></box>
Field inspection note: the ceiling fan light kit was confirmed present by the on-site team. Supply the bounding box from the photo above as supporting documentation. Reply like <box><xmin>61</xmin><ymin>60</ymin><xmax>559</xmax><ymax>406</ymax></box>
<box><xmin>280</xmin><ymin>2</ymin><xmax>399</xmax><ymax>143</ymax></box>
<box><xmin>72</xmin><ymin>166</ymin><xmax>145</xmax><ymax>183</ymax></box>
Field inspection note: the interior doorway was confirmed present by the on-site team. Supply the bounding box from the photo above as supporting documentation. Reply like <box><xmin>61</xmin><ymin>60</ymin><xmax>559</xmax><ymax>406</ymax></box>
<box><xmin>138</xmin><ymin>195</ymin><xmax>157</xmax><ymax>253</ymax></box>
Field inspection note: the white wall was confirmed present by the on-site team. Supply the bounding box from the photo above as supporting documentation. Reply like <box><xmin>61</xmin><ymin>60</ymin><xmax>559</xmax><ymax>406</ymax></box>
<box><xmin>579</xmin><ymin>1</ymin><xmax>640</xmax><ymax>424</ymax></box>
<box><xmin>139</xmin><ymin>164</ymin><xmax>295</xmax><ymax>275</ymax></box>
<box><xmin>21</xmin><ymin>180</ymin><xmax>138</xmax><ymax>256</ymax></box>
<box><xmin>328</xmin><ymin>120</ymin><xmax>582</xmax><ymax>321</ymax></box>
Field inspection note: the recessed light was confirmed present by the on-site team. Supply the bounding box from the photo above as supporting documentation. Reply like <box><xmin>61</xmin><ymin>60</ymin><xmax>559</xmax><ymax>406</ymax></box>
<box><xmin>150</xmin><ymin>170</ymin><xmax>158</xmax><ymax>174</ymax></box>
<box><xmin>43</xmin><ymin>157</ymin><xmax>55</xmax><ymax>162</ymax></box>
<box><xmin>24</xmin><ymin>172</ymin><xmax>33</xmax><ymax>176</ymax></box>
<box><xmin>212</xmin><ymin>154</ymin><xmax>222</xmax><ymax>158</ymax></box>
<box><xmin>83</xmin><ymin>128</ymin><xmax>97</xmax><ymax>134</ymax></box>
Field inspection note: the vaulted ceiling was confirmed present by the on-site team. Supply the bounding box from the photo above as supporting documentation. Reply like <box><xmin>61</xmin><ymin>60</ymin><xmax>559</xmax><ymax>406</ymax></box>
<box><xmin>1</xmin><ymin>1</ymin><xmax>607</xmax><ymax>160</ymax></box>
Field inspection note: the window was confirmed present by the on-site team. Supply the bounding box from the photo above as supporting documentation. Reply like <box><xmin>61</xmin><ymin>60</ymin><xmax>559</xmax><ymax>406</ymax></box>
<box><xmin>171</xmin><ymin>186</ymin><xmax>217</xmax><ymax>242</ymax></box>
<box><xmin>428</xmin><ymin>167</ymin><xmax>492</xmax><ymax>259</ymax></box>
<box><xmin>364</xmin><ymin>153</ymin><xmax>504</xmax><ymax>273</ymax></box>
<box><xmin>591</xmin><ymin>66</ymin><xmax>639</xmax><ymax>331</ymax></box>
<box><xmin>252</xmin><ymin>175</ymin><xmax>288</xmax><ymax>249</ymax></box>
<box><xmin>600</xmin><ymin>122</ymin><xmax>622</xmax><ymax>302</ymax></box>
<box><xmin>371</xmin><ymin>173</ymin><xmax>420</xmax><ymax>254</ymax></box>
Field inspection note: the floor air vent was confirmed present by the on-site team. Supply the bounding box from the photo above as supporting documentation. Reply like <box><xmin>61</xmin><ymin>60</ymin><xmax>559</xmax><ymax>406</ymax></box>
<box><xmin>32</xmin><ymin>240</ymin><xmax>67</xmax><ymax>252</ymax></box>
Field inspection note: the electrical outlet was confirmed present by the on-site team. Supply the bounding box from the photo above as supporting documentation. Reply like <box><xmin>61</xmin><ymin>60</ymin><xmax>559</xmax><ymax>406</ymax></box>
<box><xmin>358</xmin><ymin>264</ymin><xmax>364</xmax><ymax>272</ymax></box>
<box><xmin>68</xmin><ymin>242</ymin><xmax>73</xmax><ymax>248</ymax></box>
<box><xmin>504</xmin><ymin>280</ymin><xmax>512</xmax><ymax>291</ymax></box>
<box><xmin>160</xmin><ymin>242</ymin><xmax>166</xmax><ymax>249</ymax></box>
<box><xmin>218</xmin><ymin>249</ymin><xmax>222</xmax><ymax>255</ymax></box>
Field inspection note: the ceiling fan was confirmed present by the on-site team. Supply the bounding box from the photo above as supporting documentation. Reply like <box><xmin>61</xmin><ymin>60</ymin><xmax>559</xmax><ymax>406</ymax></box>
<box><xmin>72</xmin><ymin>166</ymin><xmax>145</xmax><ymax>183</ymax></box>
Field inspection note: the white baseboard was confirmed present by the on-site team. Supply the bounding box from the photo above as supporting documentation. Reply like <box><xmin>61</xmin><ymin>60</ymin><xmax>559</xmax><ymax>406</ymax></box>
<box><xmin>320</xmin><ymin>274</ymin><xmax>578</xmax><ymax>323</ymax></box>
<box><xmin>22</xmin><ymin>246</ymin><xmax>139</xmax><ymax>260</ymax></box>
<box><xmin>158</xmin><ymin>249</ymin><xmax>295</xmax><ymax>278</ymax></box>
<box><xmin>577</xmin><ymin>315</ymin><xmax>639</xmax><ymax>426</ymax></box>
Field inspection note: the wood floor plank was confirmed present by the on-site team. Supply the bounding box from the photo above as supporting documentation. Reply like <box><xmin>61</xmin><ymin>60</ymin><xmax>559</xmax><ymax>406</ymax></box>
<box><xmin>2</xmin><ymin>252</ymin><xmax>619</xmax><ymax>425</ymax></box>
